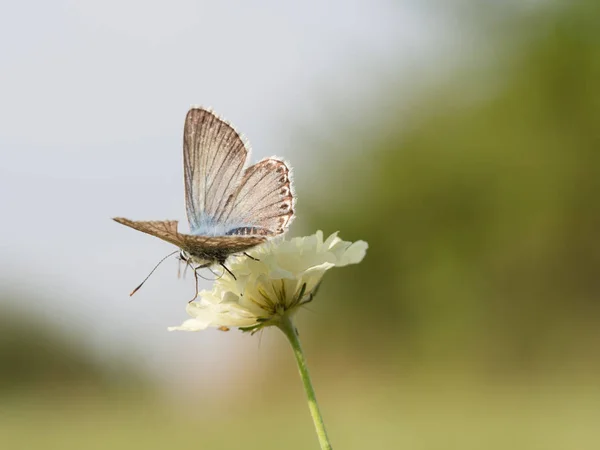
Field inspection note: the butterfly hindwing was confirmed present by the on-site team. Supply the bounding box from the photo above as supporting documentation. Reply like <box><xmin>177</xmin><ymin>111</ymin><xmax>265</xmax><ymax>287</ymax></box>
<box><xmin>219</xmin><ymin>158</ymin><xmax>294</xmax><ymax>235</ymax></box>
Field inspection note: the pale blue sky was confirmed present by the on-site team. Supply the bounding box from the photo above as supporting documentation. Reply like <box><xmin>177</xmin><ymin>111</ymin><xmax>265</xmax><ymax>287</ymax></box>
<box><xmin>0</xmin><ymin>0</ymin><xmax>465</xmax><ymax>390</ymax></box>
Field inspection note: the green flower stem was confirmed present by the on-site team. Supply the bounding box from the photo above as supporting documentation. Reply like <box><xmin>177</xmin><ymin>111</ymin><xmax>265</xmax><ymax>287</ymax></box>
<box><xmin>277</xmin><ymin>314</ymin><xmax>333</xmax><ymax>450</ymax></box>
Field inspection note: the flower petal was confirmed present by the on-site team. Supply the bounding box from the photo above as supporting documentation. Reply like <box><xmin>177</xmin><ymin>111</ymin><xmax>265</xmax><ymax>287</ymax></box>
<box><xmin>170</xmin><ymin>231</ymin><xmax>367</xmax><ymax>332</ymax></box>
<box><xmin>337</xmin><ymin>240</ymin><xmax>369</xmax><ymax>266</ymax></box>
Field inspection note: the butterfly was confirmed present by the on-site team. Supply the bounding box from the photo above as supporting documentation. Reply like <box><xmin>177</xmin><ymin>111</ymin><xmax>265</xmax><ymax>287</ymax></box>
<box><xmin>114</xmin><ymin>107</ymin><xmax>295</xmax><ymax>297</ymax></box>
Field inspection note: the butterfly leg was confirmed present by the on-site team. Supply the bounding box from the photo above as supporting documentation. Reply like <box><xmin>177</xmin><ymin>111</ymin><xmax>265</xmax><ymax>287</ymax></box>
<box><xmin>220</xmin><ymin>263</ymin><xmax>237</xmax><ymax>280</ymax></box>
<box><xmin>243</xmin><ymin>252</ymin><xmax>260</xmax><ymax>261</ymax></box>
<box><xmin>187</xmin><ymin>269</ymin><xmax>200</xmax><ymax>303</ymax></box>
<box><xmin>188</xmin><ymin>263</ymin><xmax>211</xmax><ymax>303</ymax></box>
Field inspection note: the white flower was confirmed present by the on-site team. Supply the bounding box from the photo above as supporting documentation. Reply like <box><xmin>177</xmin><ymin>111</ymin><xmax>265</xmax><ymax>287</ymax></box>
<box><xmin>169</xmin><ymin>231</ymin><xmax>368</xmax><ymax>332</ymax></box>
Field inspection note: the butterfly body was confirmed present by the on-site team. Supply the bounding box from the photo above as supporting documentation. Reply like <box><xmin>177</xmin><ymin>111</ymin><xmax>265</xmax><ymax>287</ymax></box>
<box><xmin>114</xmin><ymin>107</ymin><xmax>294</xmax><ymax>281</ymax></box>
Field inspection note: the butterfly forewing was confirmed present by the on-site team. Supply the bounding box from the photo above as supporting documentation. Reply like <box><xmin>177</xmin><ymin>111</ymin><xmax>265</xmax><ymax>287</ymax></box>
<box><xmin>183</xmin><ymin>109</ymin><xmax>248</xmax><ymax>233</ymax></box>
<box><xmin>113</xmin><ymin>218</ymin><xmax>184</xmax><ymax>247</ymax></box>
<box><xmin>113</xmin><ymin>217</ymin><xmax>266</xmax><ymax>263</ymax></box>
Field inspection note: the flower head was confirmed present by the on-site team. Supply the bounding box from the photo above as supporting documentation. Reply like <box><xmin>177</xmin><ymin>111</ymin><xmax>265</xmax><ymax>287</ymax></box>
<box><xmin>169</xmin><ymin>231</ymin><xmax>367</xmax><ymax>333</ymax></box>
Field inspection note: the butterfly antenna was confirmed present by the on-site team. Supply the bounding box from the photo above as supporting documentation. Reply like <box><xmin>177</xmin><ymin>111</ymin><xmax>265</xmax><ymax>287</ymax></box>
<box><xmin>130</xmin><ymin>250</ymin><xmax>179</xmax><ymax>296</ymax></box>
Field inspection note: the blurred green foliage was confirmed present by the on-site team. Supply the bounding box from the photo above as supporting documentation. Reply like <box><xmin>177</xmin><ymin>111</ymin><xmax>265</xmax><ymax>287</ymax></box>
<box><xmin>1</xmin><ymin>382</ymin><xmax>598</xmax><ymax>450</ymax></box>
<box><xmin>303</xmin><ymin>0</ymin><xmax>600</xmax><ymax>374</ymax></box>
<box><xmin>0</xmin><ymin>295</ymin><xmax>146</xmax><ymax>397</ymax></box>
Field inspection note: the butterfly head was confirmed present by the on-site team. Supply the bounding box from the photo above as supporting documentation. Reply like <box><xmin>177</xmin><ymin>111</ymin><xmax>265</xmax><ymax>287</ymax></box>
<box><xmin>178</xmin><ymin>248</ymin><xmax>215</xmax><ymax>268</ymax></box>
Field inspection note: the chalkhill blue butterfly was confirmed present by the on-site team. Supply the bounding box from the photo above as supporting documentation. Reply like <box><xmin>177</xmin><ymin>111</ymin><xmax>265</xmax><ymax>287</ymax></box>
<box><xmin>114</xmin><ymin>108</ymin><xmax>295</xmax><ymax>298</ymax></box>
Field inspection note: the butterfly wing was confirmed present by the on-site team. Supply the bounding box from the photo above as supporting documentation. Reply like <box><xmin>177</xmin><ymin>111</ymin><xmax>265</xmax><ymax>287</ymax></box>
<box><xmin>218</xmin><ymin>158</ymin><xmax>294</xmax><ymax>236</ymax></box>
<box><xmin>179</xmin><ymin>234</ymin><xmax>266</xmax><ymax>258</ymax></box>
<box><xmin>113</xmin><ymin>217</ymin><xmax>266</xmax><ymax>262</ymax></box>
<box><xmin>113</xmin><ymin>218</ymin><xmax>184</xmax><ymax>247</ymax></box>
<box><xmin>183</xmin><ymin>108</ymin><xmax>249</xmax><ymax>234</ymax></box>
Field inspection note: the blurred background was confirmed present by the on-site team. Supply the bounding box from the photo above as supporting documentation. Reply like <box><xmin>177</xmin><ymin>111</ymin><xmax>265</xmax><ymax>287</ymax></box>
<box><xmin>1</xmin><ymin>1</ymin><xmax>598</xmax><ymax>449</ymax></box>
